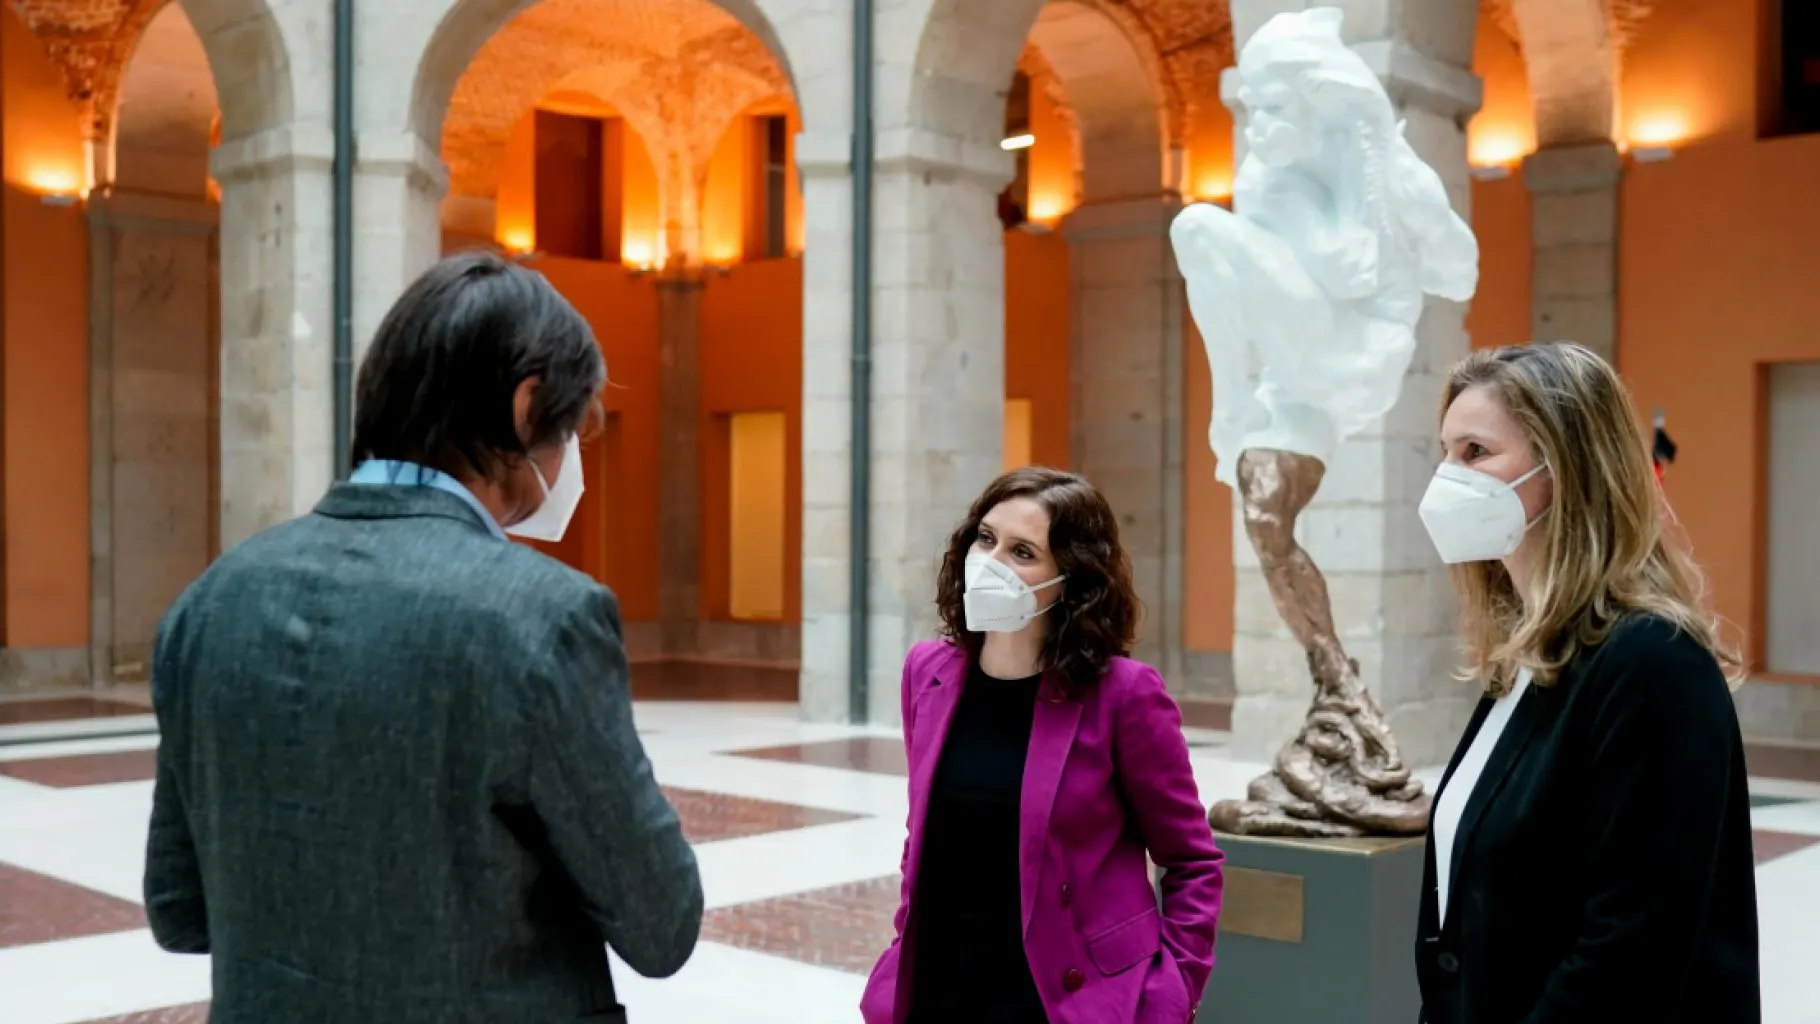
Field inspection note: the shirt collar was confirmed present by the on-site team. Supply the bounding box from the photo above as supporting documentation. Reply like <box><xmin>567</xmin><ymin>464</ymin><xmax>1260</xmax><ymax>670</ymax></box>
<box><xmin>347</xmin><ymin>459</ymin><xmax>507</xmax><ymax>540</ymax></box>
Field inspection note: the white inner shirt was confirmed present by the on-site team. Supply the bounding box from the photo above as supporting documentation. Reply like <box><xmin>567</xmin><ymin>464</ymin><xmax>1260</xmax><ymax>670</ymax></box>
<box><xmin>1432</xmin><ymin>666</ymin><xmax>1533</xmax><ymax>924</ymax></box>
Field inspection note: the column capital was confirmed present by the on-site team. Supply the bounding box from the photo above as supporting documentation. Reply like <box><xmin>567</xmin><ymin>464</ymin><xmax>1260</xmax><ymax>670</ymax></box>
<box><xmin>1221</xmin><ymin>42</ymin><xmax>1480</xmax><ymax>124</ymax></box>
<box><xmin>875</xmin><ymin>127</ymin><xmax>1016</xmax><ymax>190</ymax></box>
<box><xmin>795</xmin><ymin>131</ymin><xmax>852</xmax><ymax>179</ymax></box>
<box><xmin>798</xmin><ymin>128</ymin><xmax>1017</xmax><ymax>190</ymax></box>
<box><xmin>86</xmin><ymin>188</ymin><xmax>219</xmax><ymax>235</ymax></box>
<box><xmin>1059</xmin><ymin>195</ymin><xmax>1184</xmax><ymax>243</ymax></box>
<box><xmin>1522</xmin><ymin>140</ymin><xmax>1623</xmax><ymax>194</ymax></box>
<box><xmin>211</xmin><ymin>123</ymin><xmax>335</xmax><ymax>184</ymax></box>
<box><xmin>357</xmin><ymin>131</ymin><xmax>450</xmax><ymax>198</ymax></box>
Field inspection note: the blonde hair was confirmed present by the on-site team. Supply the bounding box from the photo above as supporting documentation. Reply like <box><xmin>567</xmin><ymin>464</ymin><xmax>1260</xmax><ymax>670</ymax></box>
<box><xmin>1440</xmin><ymin>343</ymin><xmax>1740</xmax><ymax>694</ymax></box>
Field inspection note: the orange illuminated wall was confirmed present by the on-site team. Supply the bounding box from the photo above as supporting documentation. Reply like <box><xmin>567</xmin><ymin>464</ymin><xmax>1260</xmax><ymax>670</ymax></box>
<box><xmin>1182</xmin><ymin>318</ymin><xmax>1233</xmax><ymax>653</ymax></box>
<box><xmin>1466</xmin><ymin>15</ymin><xmax>1535</xmax><ymax>352</ymax></box>
<box><xmin>529</xmin><ymin>257</ymin><xmax>662</xmax><ymax>621</ymax></box>
<box><xmin>1004</xmin><ymin>228</ymin><xmax>1070</xmax><ymax>469</ymax></box>
<box><xmin>1619</xmin><ymin>0</ymin><xmax>1755</xmax><ymax>147</ymax></box>
<box><xmin>496</xmin><ymin>93</ymin><xmax>662</xmax><ymax>266</ymax></box>
<box><xmin>1620</xmin><ymin>135</ymin><xmax>1820</xmax><ymax>673</ymax></box>
<box><xmin>3</xmin><ymin>7</ymin><xmax>90</xmax><ymax>651</ymax></box>
<box><xmin>1179</xmin><ymin>80</ymin><xmax>1238</xmax><ymax>654</ymax></box>
<box><xmin>699</xmin><ymin>257</ymin><xmax>802</xmax><ymax>623</ymax></box>
<box><xmin>1186</xmin><ymin>96</ymin><xmax>1236</xmax><ymax>203</ymax></box>
<box><xmin>1025</xmin><ymin>73</ymin><xmax>1077</xmax><ymax>224</ymax></box>
<box><xmin>1617</xmin><ymin>0</ymin><xmax>1820</xmax><ymax>673</ymax></box>
<box><xmin>701</xmin><ymin>99</ymin><xmax>804</xmax><ymax>264</ymax></box>
<box><xmin>1467</xmin><ymin>16</ymin><xmax>1536</xmax><ymax>167</ymax></box>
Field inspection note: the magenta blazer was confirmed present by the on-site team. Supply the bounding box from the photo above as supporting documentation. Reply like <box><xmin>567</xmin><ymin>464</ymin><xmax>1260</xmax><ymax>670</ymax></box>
<box><xmin>860</xmin><ymin>640</ymin><xmax>1224</xmax><ymax>1024</ymax></box>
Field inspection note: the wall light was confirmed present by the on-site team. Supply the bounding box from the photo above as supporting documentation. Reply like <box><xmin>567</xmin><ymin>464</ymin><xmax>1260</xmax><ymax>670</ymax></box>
<box><xmin>1466</xmin><ymin>128</ymin><xmax>1529</xmax><ymax>182</ymax></box>
<box><xmin>622</xmin><ymin>238</ymin><xmax>658</xmax><ymax>272</ymax></box>
<box><xmin>1630</xmin><ymin>145</ymin><xmax>1674</xmax><ymax>164</ymax></box>
<box><xmin>1626</xmin><ymin>113</ymin><xmax>1689</xmax><ymax>149</ymax></box>
<box><xmin>1000</xmin><ymin>133</ymin><xmax>1035</xmax><ymax>152</ymax></box>
<box><xmin>23</xmin><ymin>164</ymin><xmax>85</xmax><ymax>206</ymax></box>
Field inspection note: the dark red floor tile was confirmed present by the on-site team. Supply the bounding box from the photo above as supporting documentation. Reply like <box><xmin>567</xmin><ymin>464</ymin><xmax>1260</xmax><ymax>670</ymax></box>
<box><xmin>703</xmin><ymin>875</ymin><xmax>900</xmax><ymax>974</ymax></box>
<box><xmin>79</xmin><ymin>1004</ymin><xmax>210</xmax><ymax>1023</ymax></box>
<box><xmin>0</xmin><ymin>863</ymin><xmax>147</xmax><ymax>949</ymax></box>
<box><xmin>1753</xmin><ymin>829</ymin><xmax>1820</xmax><ymax>866</ymax></box>
<box><xmin>727</xmin><ymin>737</ymin><xmax>908</xmax><ymax>777</ymax></box>
<box><xmin>0</xmin><ymin>697</ymin><xmax>150</xmax><ymax>726</ymax></box>
<box><xmin>0</xmin><ymin>749</ymin><xmax>159</xmax><ymax>788</ymax></box>
<box><xmin>661</xmin><ymin>786</ymin><xmax>861</xmax><ymax>844</ymax></box>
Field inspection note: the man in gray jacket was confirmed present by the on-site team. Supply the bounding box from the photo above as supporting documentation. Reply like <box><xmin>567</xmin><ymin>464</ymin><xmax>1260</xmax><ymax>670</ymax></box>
<box><xmin>144</xmin><ymin>252</ymin><xmax>701</xmax><ymax>1022</ymax></box>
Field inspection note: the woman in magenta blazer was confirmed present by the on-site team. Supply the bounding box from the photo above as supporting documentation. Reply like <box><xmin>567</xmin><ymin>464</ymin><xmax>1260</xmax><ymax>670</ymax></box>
<box><xmin>860</xmin><ymin>467</ymin><xmax>1224</xmax><ymax>1024</ymax></box>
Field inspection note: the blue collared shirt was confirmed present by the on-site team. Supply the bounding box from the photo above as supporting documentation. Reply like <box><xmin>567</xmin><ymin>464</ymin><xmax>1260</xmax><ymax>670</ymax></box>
<box><xmin>347</xmin><ymin>459</ymin><xmax>507</xmax><ymax>540</ymax></box>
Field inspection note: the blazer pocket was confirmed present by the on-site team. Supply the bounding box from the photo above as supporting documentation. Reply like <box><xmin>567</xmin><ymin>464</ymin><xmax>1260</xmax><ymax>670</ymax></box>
<box><xmin>1087</xmin><ymin>907</ymin><xmax>1162</xmax><ymax>976</ymax></box>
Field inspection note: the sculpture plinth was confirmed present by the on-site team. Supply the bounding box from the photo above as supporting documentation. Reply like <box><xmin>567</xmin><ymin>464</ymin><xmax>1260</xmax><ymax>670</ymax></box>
<box><xmin>1171</xmin><ymin>7</ymin><xmax>1479</xmax><ymax>838</ymax></box>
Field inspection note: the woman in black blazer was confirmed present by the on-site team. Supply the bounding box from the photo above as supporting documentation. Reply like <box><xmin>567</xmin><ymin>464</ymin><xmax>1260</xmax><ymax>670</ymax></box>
<box><xmin>1413</xmin><ymin>343</ymin><xmax>1759</xmax><ymax>1024</ymax></box>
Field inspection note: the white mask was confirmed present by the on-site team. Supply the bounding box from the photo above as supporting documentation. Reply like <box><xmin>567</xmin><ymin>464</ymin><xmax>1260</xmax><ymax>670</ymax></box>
<box><xmin>962</xmin><ymin>551</ymin><xmax>1065</xmax><ymax>633</ymax></box>
<box><xmin>506</xmin><ymin>435</ymin><xmax>585</xmax><ymax>543</ymax></box>
<box><xmin>1418</xmin><ymin>462</ymin><xmax>1548</xmax><ymax>564</ymax></box>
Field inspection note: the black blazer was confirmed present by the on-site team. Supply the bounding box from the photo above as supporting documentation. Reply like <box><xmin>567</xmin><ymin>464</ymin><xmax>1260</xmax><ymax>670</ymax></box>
<box><xmin>1416</xmin><ymin>614</ymin><xmax>1760</xmax><ymax>1024</ymax></box>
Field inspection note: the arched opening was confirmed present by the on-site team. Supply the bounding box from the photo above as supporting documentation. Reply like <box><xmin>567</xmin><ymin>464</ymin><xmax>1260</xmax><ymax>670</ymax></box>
<box><xmin>432</xmin><ymin>0</ymin><xmax>805</xmax><ymax>698</ymax></box>
<box><xmin>88</xmin><ymin>0</ymin><xmax>222</xmax><ymax>683</ymax></box>
<box><xmin>1000</xmin><ymin>1</ymin><xmax>1200</xmax><ymax>688</ymax></box>
<box><xmin>874</xmin><ymin>0</ymin><xmax>1234</xmax><ymax>723</ymax></box>
<box><xmin>0</xmin><ymin>0</ymin><xmax>285</xmax><ymax>691</ymax></box>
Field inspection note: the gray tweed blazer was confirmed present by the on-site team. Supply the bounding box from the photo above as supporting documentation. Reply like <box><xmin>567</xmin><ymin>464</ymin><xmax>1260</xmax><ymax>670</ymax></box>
<box><xmin>144</xmin><ymin>483</ymin><xmax>701</xmax><ymax>1023</ymax></box>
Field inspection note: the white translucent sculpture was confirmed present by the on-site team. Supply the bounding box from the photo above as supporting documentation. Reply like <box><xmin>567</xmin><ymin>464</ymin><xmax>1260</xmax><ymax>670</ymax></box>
<box><xmin>1170</xmin><ymin>6</ymin><xmax>1479</xmax><ymax>486</ymax></box>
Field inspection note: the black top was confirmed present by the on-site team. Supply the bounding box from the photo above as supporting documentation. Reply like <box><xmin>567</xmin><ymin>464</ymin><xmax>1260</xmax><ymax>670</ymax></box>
<box><xmin>1416</xmin><ymin>614</ymin><xmax>1760</xmax><ymax>1024</ymax></box>
<box><xmin>909</xmin><ymin>665</ymin><xmax>1048</xmax><ymax>1024</ymax></box>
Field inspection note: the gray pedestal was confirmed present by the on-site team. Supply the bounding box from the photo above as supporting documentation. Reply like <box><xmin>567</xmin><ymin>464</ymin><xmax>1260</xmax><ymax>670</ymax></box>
<box><xmin>1196</xmin><ymin>832</ymin><xmax>1425</xmax><ymax>1024</ymax></box>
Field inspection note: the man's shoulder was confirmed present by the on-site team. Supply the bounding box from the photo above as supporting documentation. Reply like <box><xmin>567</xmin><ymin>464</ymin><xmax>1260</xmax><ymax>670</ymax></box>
<box><xmin>182</xmin><ymin>510</ymin><xmax>615</xmax><ymax>629</ymax></box>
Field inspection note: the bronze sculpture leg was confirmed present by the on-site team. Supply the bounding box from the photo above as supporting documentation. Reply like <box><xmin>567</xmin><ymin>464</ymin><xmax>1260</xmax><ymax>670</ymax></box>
<box><xmin>1208</xmin><ymin>448</ymin><xmax>1432</xmax><ymax>838</ymax></box>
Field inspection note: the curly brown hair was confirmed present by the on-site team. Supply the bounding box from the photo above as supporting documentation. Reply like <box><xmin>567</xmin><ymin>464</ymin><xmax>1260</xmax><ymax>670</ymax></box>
<box><xmin>935</xmin><ymin>467</ymin><xmax>1142</xmax><ymax>698</ymax></box>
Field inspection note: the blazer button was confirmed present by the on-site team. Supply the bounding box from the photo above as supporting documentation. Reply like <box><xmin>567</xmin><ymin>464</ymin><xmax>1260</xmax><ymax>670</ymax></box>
<box><xmin>1436</xmin><ymin>952</ymin><xmax>1460</xmax><ymax>974</ymax></box>
<box><xmin>1060</xmin><ymin>883</ymin><xmax>1073</xmax><ymax>906</ymax></box>
<box><xmin>1063</xmin><ymin>967</ymin><xmax>1085</xmax><ymax>992</ymax></box>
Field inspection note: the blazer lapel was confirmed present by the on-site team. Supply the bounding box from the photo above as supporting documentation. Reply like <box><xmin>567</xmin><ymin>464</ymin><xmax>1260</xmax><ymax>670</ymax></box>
<box><xmin>1020</xmin><ymin>675</ymin><xmax>1083</xmax><ymax>934</ymax></box>
<box><xmin>1442</xmin><ymin>682</ymin><xmax>1546</xmax><ymax>932</ymax></box>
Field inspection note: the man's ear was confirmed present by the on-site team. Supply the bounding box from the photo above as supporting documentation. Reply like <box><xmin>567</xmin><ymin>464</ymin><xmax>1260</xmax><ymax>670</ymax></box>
<box><xmin>512</xmin><ymin>376</ymin><xmax>542</xmax><ymax>447</ymax></box>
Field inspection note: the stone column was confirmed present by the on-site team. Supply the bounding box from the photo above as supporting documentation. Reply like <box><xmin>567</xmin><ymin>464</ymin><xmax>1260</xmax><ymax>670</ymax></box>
<box><xmin>796</xmin><ymin>129</ymin><xmax>1011</xmax><ymax>724</ymax></box>
<box><xmin>1224</xmin><ymin>0</ymin><xmax>1483</xmax><ymax>767</ymax></box>
<box><xmin>1523</xmin><ymin>141</ymin><xmax>1621</xmax><ymax>362</ymax></box>
<box><xmin>1061</xmin><ymin>196</ymin><xmax>1187</xmax><ymax>686</ymax></box>
<box><xmin>796</xmin><ymin>132</ymin><xmax>856</xmax><ymax>722</ymax></box>
<box><xmin>210</xmin><ymin>126</ymin><xmax>337</xmax><ymax>547</ymax></box>
<box><xmin>656</xmin><ymin>267</ymin><xmax>706</xmax><ymax>659</ymax></box>
<box><xmin>86</xmin><ymin>190</ymin><xmax>219</xmax><ymax>685</ymax></box>
<box><xmin>353</xmin><ymin>132</ymin><xmax>449</xmax><ymax>375</ymax></box>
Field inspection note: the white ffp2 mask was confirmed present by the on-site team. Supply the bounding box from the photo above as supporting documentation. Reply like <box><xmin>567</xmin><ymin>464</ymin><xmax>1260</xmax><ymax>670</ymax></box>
<box><xmin>1418</xmin><ymin>461</ymin><xmax>1548</xmax><ymax>564</ymax></box>
<box><xmin>507</xmin><ymin>435</ymin><xmax>585</xmax><ymax>543</ymax></box>
<box><xmin>962</xmin><ymin>551</ymin><xmax>1065</xmax><ymax>633</ymax></box>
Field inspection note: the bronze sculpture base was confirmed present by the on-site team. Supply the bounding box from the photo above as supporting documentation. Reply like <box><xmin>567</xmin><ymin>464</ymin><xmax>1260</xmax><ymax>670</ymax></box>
<box><xmin>1209</xmin><ymin>448</ymin><xmax>1431</xmax><ymax>838</ymax></box>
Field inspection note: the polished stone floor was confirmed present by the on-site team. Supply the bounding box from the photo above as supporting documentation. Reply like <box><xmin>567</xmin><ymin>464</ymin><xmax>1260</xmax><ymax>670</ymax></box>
<box><xmin>3</xmin><ymin>699</ymin><xmax>1819</xmax><ymax>1023</ymax></box>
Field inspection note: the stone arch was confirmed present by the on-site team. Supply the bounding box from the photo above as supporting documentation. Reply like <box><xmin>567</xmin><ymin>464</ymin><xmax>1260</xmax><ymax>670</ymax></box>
<box><xmin>406</xmin><ymin>0</ymin><xmax>800</xmax><ymax>149</ymax></box>
<box><xmin>1505</xmin><ymin>0</ymin><xmax>1616</xmax><ymax>145</ymax></box>
<box><xmin>110</xmin><ymin>1</ymin><xmax>218</xmax><ymax>195</ymax></box>
<box><xmin>424</xmin><ymin>0</ymin><xmax>795</xmax><ymax>263</ymax></box>
<box><xmin>172</xmin><ymin>0</ymin><xmax>295</xmax><ymax>141</ymax></box>
<box><xmin>1027</xmin><ymin>0</ymin><xmax>1171</xmax><ymax>202</ymax></box>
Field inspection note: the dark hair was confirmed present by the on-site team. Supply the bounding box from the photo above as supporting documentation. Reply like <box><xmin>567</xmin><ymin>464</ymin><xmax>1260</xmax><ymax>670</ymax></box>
<box><xmin>351</xmin><ymin>251</ymin><xmax>604</xmax><ymax>480</ymax></box>
<box><xmin>935</xmin><ymin>467</ymin><xmax>1141</xmax><ymax>697</ymax></box>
